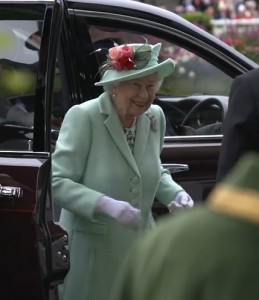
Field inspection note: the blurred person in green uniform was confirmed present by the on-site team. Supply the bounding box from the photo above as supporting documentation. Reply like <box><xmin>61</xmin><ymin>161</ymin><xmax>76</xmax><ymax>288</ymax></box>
<box><xmin>111</xmin><ymin>151</ymin><xmax>259</xmax><ymax>300</ymax></box>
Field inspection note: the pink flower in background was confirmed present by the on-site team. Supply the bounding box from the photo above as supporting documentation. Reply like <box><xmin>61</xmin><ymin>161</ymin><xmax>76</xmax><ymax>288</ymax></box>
<box><xmin>222</xmin><ymin>37</ymin><xmax>243</xmax><ymax>49</ymax></box>
<box><xmin>223</xmin><ymin>38</ymin><xmax>233</xmax><ymax>45</ymax></box>
<box><xmin>234</xmin><ymin>39</ymin><xmax>242</xmax><ymax>47</ymax></box>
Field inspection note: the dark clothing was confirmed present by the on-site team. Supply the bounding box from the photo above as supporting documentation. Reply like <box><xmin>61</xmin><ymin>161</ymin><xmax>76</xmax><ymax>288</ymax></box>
<box><xmin>217</xmin><ymin>68</ymin><xmax>259</xmax><ymax>182</ymax></box>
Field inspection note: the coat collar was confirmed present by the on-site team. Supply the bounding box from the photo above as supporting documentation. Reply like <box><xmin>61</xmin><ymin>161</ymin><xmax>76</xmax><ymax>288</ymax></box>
<box><xmin>98</xmin><ymin>92</ymin><xmax>152</xmax><ymax>176</ymax></box>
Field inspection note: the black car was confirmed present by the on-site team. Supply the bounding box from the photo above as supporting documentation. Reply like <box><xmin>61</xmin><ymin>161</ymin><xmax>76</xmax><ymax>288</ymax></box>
<box><xmin>0</xmin><ymin>0</ymin><xmax>257</xmax><ymax>299</ymax></box>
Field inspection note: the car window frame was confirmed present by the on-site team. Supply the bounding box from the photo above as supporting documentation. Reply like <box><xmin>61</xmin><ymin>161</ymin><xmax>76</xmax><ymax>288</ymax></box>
<box><xmin>59</xmin><ymin>8</ymin><xmax>249</xmax><ymax>140</ymax></box>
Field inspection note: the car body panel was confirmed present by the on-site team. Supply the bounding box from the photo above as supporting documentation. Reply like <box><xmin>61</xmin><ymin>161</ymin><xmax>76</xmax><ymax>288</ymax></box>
<box><xmin>0</xmin><ymin>0</ymin><xmax>69</xmax><ymax>299</ymax></box>
<box><xmin>0</xmin><ymin>153</ymin><xmax>68</xmax><ymax>299</ymax></box>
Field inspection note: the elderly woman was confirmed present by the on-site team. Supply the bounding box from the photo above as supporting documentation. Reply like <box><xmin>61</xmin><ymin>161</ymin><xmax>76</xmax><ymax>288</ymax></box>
<box><xmin>52</xmin><ymin>42</ymin><xmax>193</xmax><ymax>300</ymax></box>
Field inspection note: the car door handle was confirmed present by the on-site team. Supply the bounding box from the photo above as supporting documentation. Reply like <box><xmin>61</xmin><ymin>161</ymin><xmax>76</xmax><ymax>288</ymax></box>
<box><xmin>0</xmin><ymin>184</ymin><xmax>23</xmax><ymax>199</ymax></box>
<box><xmin>163</xmin><ymin>163</ymin><xmax>189</xmax><ymax>173</ymax></box>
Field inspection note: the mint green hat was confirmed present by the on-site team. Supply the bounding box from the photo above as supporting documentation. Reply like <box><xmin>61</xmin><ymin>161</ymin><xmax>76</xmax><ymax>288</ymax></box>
<box><xmin>94</xmin><ymin>43</ymin><xmax>175</xmax><ymax>86</ymax></box>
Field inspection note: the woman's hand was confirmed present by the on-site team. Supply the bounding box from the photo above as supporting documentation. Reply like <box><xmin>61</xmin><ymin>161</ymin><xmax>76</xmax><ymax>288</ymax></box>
<box><xmin>96</xmin><ymin>196</ymin><xmax>142</xmax><ymax>229</ymax></box>
<box><xmin>168</xmin><ymin>191</ymin><xmax>194</xmax><ymax>213</ymax></box>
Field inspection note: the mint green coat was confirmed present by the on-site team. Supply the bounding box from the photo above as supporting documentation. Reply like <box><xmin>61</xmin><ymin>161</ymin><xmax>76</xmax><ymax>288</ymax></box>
<box><xmin>52</xmin><ymin>92</ymin><xmax>182</xmax><ymax>300</ymax></box>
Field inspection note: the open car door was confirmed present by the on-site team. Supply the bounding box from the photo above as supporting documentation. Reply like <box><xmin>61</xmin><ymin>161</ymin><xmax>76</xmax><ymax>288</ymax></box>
<box><xmin>0</xmin><ymin>0</ymin><xmax>69</xmax><ymax>299</ymax></box>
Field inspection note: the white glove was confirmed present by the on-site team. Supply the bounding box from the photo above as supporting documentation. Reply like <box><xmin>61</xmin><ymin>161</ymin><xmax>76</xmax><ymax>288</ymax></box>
<box><xmin>95</xmin><ymin>195</ymin><xmax>141</xmax><ymax>229</ymax></box>
<box><xmin>168</xmin><ymin>191</ymin><xmax>194</xmax><ymax>213</ymax></box>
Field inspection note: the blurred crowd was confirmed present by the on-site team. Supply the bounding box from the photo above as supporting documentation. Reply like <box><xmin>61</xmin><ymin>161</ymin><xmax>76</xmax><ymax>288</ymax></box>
<box><xmin>164</xmin><ymin>0</ymin><xmax>259</xmax><ymax>19</ymax></box>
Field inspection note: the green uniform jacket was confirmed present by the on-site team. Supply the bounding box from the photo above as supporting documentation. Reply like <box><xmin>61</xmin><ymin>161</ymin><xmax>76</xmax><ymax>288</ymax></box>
<box><xmin>111</xmin><ymin>185</ymin><xmax>259</xmax><ymax>300</ymax></box>
<box><xmin>52</xmin><ymin>92</ymin><xmax>183</xmax><ymax>300</ymax></box>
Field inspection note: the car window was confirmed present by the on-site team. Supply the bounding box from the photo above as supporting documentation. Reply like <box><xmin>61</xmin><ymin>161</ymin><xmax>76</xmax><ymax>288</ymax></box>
<box><xmin>89</xmin><ymin>24</ymin><xmax>232</xmax><ymax>136</ymax></box>
<box><xmin>90</xmin><ymin>25</ymin><xmax>232</xmax><ymax>97</ymax></box>
<box><xmin>56</xmin><ymin>17</ymin><xmax>232</xmax><ymax>137</ymax></box>
<box><xmin>0</xmin><ymin>18</ymin><xmax>42</xmax><ymax>150</ymax></box>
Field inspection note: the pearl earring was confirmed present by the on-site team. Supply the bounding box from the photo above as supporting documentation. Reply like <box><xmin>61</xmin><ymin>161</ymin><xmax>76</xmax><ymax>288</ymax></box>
<box><xmin>112</xmin><ymin>94</ymin><xmax>116</xmax><ymax>98</ymax></box>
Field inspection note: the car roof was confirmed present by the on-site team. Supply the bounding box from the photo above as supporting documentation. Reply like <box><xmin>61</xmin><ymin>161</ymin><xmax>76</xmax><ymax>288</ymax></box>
<box><xmin>1</xmin><ymin>0</ymin><xmax>257</xmax><ymax>69</ymax></box>
<box><xmin>65</xmin><ymin>0</ymin><xmax>258</xmax><ymax>69</ymax></box>
<box><xmin>0</xmin><ymin>0</ymin><xmax>54</xmax><ymax>2</ymax></box>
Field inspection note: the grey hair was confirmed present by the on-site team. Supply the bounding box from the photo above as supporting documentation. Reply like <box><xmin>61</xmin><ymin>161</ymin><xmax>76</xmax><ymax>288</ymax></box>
<box><xmin>103</xmin><ymin>75</ymin><xmax>164</xmax><ymax>94</ymax></box>
<box><xmin>155</xmin><ymin>78</ymin><xmax>163</xmax><ymax>92</ymax></box>
<box><xmin>103</xmin><ymin>85</ymin><xmax>110</xmax><ymax>93</ymax></box>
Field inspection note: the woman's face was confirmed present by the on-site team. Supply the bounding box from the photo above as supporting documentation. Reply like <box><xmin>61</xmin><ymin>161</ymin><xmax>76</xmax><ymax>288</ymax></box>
<box><xmin>111</xmin><ymin>73</ymin><xmax>160</xmax><ymax>118</ymax></box>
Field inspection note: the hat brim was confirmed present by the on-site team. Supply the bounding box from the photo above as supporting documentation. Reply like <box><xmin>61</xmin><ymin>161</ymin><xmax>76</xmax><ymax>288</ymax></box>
<box><xmin>95</xmin><ymin>58</ymin><xmax>175</xmax><ymax>86</ymax></box>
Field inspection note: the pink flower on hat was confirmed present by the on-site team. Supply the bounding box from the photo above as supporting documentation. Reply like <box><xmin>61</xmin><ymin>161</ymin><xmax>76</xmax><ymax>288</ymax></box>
<box><xmin>121</xmin><ymin>45</ymin><xmax>133</xmax><ymax>58</ymax></box>
<box><xmin>108</xmin><ymin>45</ymin><xmax>134</xmax><ymax>71</ymax></box>
<box><xmin>108</xmin><ymin>46</ymin><xmax>123</xmax><ymax>60</ymax></box>
<box><xmin>111</xmin><ymin>60</ymin><xmax>123</xmax><ymax>71</ymax></box>
<box><xmin>95</xmin><ymin>40</ymin><xmax>154</xmax><ymax>79</ymax></box>
<box><xmin>119</xmin><ymin>55</ymin><xmax>135</xmax><ymax>70</ymax></box>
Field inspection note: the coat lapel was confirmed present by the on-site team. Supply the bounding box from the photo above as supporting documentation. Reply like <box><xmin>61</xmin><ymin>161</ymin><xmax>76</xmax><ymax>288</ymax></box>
<box><xmin>98</xmin><ymin>93</ymin><xmax>140</xmax><ymax>176</ymax></box>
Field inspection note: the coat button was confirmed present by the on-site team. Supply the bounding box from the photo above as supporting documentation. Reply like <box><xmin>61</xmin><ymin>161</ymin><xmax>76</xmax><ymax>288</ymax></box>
<box><xmin>131</xmin><ymin>199</ymin><xmax>138</xmax><ymax>206</ymax></box>
<box><xmin>131</xmin><ymin>188</ymin><xmax>138</xmax><ymax>195</ymax></box>
<box><xmin>132</xmin><ymin>177</ymin><xmax>139</xmax><ymax>184</ymax></box>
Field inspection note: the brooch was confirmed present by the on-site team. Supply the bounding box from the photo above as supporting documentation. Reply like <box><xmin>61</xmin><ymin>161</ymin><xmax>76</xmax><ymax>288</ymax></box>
<box><xmin>147</xmin><ymin>113</ymin><xmax>157</xmax><ymax>131</ymax></box>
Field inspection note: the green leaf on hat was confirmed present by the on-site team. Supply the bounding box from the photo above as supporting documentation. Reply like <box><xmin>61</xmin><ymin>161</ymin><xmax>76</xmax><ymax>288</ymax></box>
<box><xmin>134</xmin><ymin>44</ymin><xmax>151</xmax><ymax>69</ymax></box>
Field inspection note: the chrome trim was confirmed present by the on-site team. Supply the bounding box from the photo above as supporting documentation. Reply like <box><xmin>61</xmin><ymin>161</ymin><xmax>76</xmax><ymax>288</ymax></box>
<box><xmin>163</xmin><ymin>163</ymin><xmax>189</xmax><ymax>173</ymax></box>
<box><xmin>0</xmin><ymin>184</ymin><xmax>23</xmax><ymax>199</ymax></box>
<box><xmin>164</xmin><ymin>135</ymin><xmax>222</xmax><ymax>142</ymax></box>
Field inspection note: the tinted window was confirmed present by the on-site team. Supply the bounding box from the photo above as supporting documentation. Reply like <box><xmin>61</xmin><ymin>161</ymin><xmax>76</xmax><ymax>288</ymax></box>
<box><xmin>59</xmin><ymin>15</ymin><xmax>232</xmax><ymax>136</ymax></box>
<box><xmin>89</xmin><ymin>25</ymin><xmax>232</xmax><ymax>97</ymax></box>
<box><xmin>0</xmin><ymin>10</ymin><xmax>44</xmax><ymax>150</ymax></box>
